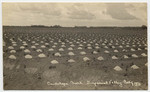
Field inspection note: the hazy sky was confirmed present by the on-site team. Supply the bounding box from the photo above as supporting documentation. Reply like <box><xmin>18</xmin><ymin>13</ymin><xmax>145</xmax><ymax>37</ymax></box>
<box><xmin>2</xmin><ymin>3</ymin><xmax>147</xmax><ymax>27</ymax></box>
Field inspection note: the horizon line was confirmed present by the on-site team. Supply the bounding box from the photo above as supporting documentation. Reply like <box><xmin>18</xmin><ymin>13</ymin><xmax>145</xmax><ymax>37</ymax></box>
<box><xmin>2</xmin><ymin>25</ymin><xmax>146</xmax><ymax>27</ymax></box>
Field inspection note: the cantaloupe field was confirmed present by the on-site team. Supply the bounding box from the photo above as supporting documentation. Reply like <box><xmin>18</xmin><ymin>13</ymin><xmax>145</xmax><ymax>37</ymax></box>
<box><xmin>3</xmin><ymin>26</ymin><xmax>148</xmax><ymax>90</ymax></box>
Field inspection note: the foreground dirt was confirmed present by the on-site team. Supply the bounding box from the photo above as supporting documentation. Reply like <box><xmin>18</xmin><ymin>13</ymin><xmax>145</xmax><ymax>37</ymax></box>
<box><xmin>3</xmin><ymin>27</ymin><xmax>148</xmax><ymax>90</ymax></box>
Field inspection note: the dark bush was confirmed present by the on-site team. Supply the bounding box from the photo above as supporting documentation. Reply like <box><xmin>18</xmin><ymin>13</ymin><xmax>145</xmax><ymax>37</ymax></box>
<box><xmin>141</xmin><ymin>25</ymin><xmax>147</xmax><ymax>29</ymax></box>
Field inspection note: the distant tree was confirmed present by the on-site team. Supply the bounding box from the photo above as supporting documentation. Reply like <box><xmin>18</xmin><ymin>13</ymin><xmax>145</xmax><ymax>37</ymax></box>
<box><xmin>31</xmin><ymin>25</ymin><xmax>45</xmax><ymax>27</ymax></box>
<box><xmin>74</xmin><ymin>26</ymin><xmax>87</xmax><ymax>28</ymax></box>
<box><xmin>54</xmin><ymin>25</ymin><xmax>62</xmax><ymax>28</ymax></box>
<box><xmin>50</xmin><ymin>25</ymin><xmax>62</xmax><ymax>28</ymax></box>
<box><xmin>141</xmin><ymin>25</ymin><xmax>147</xmax><ymax>29</ymax></box>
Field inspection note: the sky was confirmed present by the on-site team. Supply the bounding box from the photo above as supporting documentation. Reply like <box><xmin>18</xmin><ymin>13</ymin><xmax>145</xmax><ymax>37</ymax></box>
<box><xmin>2</xmin><ymin>3</ymin><xmax>147</xmax><ymax>27</ymax></box>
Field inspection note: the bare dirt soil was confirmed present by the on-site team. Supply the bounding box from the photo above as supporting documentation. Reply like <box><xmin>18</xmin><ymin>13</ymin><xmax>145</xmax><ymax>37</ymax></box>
<box><xmin>3</xmin><ymin>27</ymin><xmax>148</xmax><ymax>90</ymax></box>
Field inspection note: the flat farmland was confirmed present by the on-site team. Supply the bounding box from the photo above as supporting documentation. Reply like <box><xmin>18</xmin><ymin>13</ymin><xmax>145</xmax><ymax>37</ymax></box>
<box><xmin>3</xmin><ymin>26</ymin><xmax>148</xmax><ymax>90</ymax></box>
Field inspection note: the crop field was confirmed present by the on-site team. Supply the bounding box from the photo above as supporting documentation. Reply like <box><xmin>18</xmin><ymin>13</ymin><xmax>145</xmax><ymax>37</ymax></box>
<box><xmin>3</xmin><ymin>26</ymin><xmax>148</xmax><ymax>90</ymax></box>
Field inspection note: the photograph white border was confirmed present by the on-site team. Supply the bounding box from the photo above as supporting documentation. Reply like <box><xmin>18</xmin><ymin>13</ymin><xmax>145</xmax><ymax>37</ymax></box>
<box><xmin>0</xmin><ymin>0</ymin><xmax>149</xmax><ymax>92</ymax></box>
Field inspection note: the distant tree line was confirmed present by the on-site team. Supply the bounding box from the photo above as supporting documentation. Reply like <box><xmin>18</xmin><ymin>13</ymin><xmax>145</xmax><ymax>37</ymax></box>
<box><xmin>3</xmin><ymin>25</ymin><xmax>147</xmax><ymax>29</ymax></box>
<box><xmin>31</xmin><ymin>25</ymin><xmax>45</xmax><ymax>27</ymax></box>
<box><xmin>74</xmin><ymin>26</ymin><xmax>87</xmax><ymax>28</ymax></box>
<box><xmin>31</xmin><ymin>25</ymin><xmax>62</xmax><ymax>28</ymax></box>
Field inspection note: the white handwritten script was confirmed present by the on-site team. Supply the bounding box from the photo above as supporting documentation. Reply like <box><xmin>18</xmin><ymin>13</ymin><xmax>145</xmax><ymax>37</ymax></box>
<box><xmin>47</xmin><ymin>80</ymin><xmax>141</xmax><ymax>87</ymax></box>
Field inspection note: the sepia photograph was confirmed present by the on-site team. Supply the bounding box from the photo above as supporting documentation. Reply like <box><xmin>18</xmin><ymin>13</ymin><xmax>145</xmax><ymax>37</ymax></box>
<box><xmin>2</xmin><ymin>2</ymin><xmax>148</xmax><ymax>90</ymax></box>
